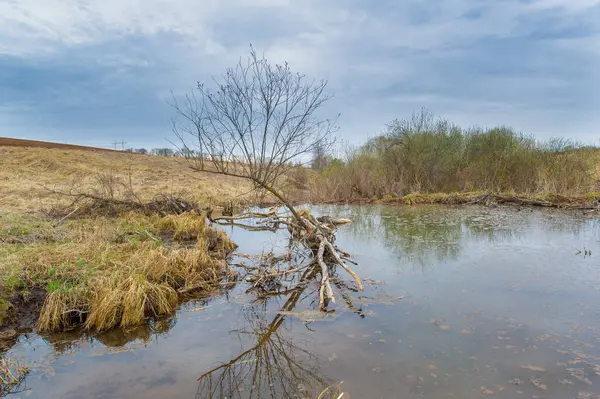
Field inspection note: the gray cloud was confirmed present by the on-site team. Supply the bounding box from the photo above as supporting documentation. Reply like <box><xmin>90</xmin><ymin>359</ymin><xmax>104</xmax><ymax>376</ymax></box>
<box><xmin>0</xmin><ymin>0</ymin><xmax>598</xmax><ymax>148</ymax></box>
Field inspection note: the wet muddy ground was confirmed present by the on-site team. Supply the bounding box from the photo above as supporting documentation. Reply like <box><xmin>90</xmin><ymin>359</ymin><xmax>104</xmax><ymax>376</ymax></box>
<box><xmin>3</xmin><ymin>205</ymin><xmax>600</xmax><ymax>398</ymax></box>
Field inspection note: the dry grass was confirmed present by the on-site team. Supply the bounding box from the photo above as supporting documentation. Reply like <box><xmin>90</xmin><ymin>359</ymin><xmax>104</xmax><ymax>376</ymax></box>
<box><xmin>1</xmin><ymin>212</ymin><xmax>237</xmax><ymax>332</ymax></box>
<box><xmin>0</xmin><ymin>355</ymin><xmax>28</xmax><ymax>396</ymax></box>
<box><xmin>0</xmin><ymin>145</ymin><xmax>253</xmax><ymax>334</ymax></box>
<box><xmin>310</xmin><ymin>114</ymin><xmax>600</xmax><ymax>201</ymax></box>
<box><xmin>0</xmin><ymin>146</ymin><xmax>257</xmax><ymax>213</ymax></box>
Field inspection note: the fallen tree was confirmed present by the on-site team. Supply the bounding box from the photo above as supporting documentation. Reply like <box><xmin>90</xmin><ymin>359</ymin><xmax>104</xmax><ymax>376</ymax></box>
<box><xmin>171</xmin><ymin>46</ymin><xmax>362</xmax><ymax>310</ymax></box>
<box><xmin>211</xmin><ymin>208</ymin><xmax>360</xmax><ymax>309</ymax></box>
<box><xmin>323</xmin><ymin>191</ymin><xmax>600</xmax><ymax>211</ymax></box>
<box><xmin>466</xmin><ymin>192</ymin><xmax>600</xmax><ymax>210</ymax></box>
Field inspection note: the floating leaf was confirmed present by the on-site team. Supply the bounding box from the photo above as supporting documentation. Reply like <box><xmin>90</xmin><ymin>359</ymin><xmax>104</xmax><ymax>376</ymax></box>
<box><xmin>521</xmin><ymin>365</ymin><xmax>545</xmax><ymax>372</ymax></box>
<box><xmin>428</xmin><ymin>318</ymin><xmax>444</xmax><ymax>326</ymax></box>
<box><xmin>276</xmin><ymin>310</ymin><xmax>337</xmax><ymax>322</ymax></box>
<box><xmin>535</xmin><ymin>333</ymin><xmax>553</xmax><ymax>342</ymax></box>
<box><xmin>567</xmin><ymin>368</ymin><xmax>592</xmax><ymax>385</ymax></box>
<box><xmin>529</xmin><ymin>378</ymin><xmax>547</xmax><ymax>390</ymax></box>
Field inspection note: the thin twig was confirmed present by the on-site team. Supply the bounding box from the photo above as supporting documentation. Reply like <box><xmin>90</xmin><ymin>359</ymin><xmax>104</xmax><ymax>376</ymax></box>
<box><xmin>324</xmin><ymin>240</ymin><xmax>364</xmax><ymax>291</ymax></box>
<box><xmin>53</xmin><ymin>206</ymin><xmax>80</xmax><ymax>227</ymax></box>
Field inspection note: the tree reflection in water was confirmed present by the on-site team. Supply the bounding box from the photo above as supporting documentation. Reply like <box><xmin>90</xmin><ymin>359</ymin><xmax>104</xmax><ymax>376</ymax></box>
<box><xmin>196</xmin><ymin>266</ymin><xmax>351</xmax><ymax>399</ymax></box>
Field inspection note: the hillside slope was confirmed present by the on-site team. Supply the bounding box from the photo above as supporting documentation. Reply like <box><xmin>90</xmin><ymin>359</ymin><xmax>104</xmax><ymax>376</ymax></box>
<box><xmin>0</xmin><ymin>145</ymin><xmax>254</xmax><ymax>212</ymax></box>
<box><xmin>0</xmin><ymin>137</ymin><xmax>121</xmax><ymax>152</ymax></box>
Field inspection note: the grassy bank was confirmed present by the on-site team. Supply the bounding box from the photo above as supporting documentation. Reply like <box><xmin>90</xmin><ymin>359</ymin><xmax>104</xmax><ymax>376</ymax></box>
<box><xmin>322</xmin><ymin>191</ymin><xmax>600</xmax><ymax>208</ymax></box>
<box><xmin>0</xmin><ymin>145</ymin><xmax>244</xmax><ymax>335</ymax></box>
<box><xmin>0</xmin><ymin>211</ymin><xmax>236</xmax><ymax>333</ymax></box>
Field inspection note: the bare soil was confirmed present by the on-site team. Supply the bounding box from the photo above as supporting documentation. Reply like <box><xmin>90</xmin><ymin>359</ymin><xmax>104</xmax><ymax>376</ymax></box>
<box><xmin>0</xmin><ymin>137</ymin><xmax>121</xmax><ymax>152</ymax></box>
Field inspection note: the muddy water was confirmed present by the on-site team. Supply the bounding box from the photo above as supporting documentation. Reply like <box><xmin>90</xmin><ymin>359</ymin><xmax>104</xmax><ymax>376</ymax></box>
<box><xmin>4</xmin><ymin>205</ymin><xmax>600</xmax><ymax>398</ymax></box>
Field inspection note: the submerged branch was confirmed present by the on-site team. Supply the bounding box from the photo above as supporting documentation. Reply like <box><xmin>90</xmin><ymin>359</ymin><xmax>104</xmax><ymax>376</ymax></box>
<box><xmin>211</xmin><ymin>206</ymin><xmax>363</xmax><ymax>311</ymax></box>
<box><xmin>317</xmin><ymin>240</ymin><xmax>334</xmax><ymax>309</ymax></box>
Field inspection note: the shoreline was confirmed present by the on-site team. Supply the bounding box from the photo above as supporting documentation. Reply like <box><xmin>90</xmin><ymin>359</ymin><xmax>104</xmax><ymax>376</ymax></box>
<box><xmin>1</xmin><ymin>190</ymin><xmax>598</xmax><ymax>347</ymax></box>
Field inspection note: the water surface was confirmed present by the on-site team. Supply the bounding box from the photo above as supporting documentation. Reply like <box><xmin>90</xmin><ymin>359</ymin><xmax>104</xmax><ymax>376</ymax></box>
<box><xmin>5</xmin><ymin>205</ymin><xmax>600</xmax><ymax>398</ymax></box>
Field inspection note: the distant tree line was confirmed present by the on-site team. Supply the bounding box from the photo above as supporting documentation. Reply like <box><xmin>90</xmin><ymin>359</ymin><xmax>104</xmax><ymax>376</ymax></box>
<box><xmin>120</xmin><ymin>147</ymin><xmax>203</xmax><ymax>157</ymax></box>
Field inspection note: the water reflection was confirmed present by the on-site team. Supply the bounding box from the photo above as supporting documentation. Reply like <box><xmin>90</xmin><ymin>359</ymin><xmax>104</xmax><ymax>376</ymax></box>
<box><xmin>196</xmin><ymin>265</ymin><xmax>351</xmax><ymax>399</ymax></box>
<box><xmin>320</xmin><ymin>204</ymin><xmax>596</xmax><ymax>269</ymax></box>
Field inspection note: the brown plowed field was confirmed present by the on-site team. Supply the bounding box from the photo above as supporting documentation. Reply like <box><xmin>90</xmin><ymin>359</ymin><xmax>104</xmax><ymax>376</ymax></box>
<box><xmin>0</xmin><ymin>137</ymin><xmax>118</xmax><ymax>152</ymax></box>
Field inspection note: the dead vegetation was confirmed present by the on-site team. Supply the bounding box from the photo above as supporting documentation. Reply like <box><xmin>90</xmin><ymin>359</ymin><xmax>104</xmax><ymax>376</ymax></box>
<box><xmin>1</xmin><ymin>168</ymin><xmax>239</xmax><ymax>340</ymax></box>
<box><xmin>0</xmin><ymin>355</ymin><xmax>28</xmax><ymax>396</ymax></box>
<box><xmin>212</xmin><ymin>208</ymin><xmax>361</xmax><ymax>310</ymax></box>
<box><xmin>0</xmin><ymin>145</ymin><xmax>256</xmax><ymax>214</ymax></box>
<box><xmin>0</xmin><ymin>209</ymin><xmax>237</xmax><ymax>333</ymax></box>
<box><xmin>309</xmin><ymin>109</ymin><xmax>600</xmax><ymax>203</ymax></box>
<box><xmin>170</xmin><ymin>46</ymin><xmax>364</xmax><ymax>314</ymax></box>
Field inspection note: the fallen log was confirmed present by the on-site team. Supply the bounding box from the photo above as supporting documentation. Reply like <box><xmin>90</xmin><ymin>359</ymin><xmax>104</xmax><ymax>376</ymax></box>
<box><xmin>493</xmin><ymin>195</ymin><xmax>554</xmax><ymax>207</ymax></box>
<box><xmin>491</xmin><ymin>194</ymin><xmax>599</xmax><ymax>210</ymax></box>
<box><xmin>210</xmin><ymin>209</ymin><xmax>364</xmax><ymax>310</ymax></box>
<box><xmin>461</xmin><ymin>192</ymin><xmax>600</xmax><ymax>210</ymax></box>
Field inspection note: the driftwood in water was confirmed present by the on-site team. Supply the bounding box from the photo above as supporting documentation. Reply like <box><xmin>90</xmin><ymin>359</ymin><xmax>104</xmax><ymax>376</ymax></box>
<box><xmin>467</xmin><ymin>193</ymin><xmax>600</xmax><ymax>210</ymax></box>
<box><xmin>210</xmin><ymin>209</ymin><xmax>363</xmax><ymax>310</ymax></box>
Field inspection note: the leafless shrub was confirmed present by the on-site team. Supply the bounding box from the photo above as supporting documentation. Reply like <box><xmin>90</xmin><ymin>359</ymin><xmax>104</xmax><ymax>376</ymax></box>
<box><xmin>170</xmin><ymin>45</ymin><xmax>337</xmax><ymax>221</ymax></box>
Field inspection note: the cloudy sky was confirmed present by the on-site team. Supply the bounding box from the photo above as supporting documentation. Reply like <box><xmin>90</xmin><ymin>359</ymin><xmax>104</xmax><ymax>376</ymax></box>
<box><xmin>1</xmin><ymin>0</ymin><xmax>598</xmax><ymax>149</ymax></box>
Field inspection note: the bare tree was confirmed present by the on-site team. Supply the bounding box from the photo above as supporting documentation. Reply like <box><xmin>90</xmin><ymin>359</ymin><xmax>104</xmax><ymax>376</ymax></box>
<box><xmin>151</xmin><ymin>148</ymin><xmax>174</xmax><ymax>157</ymax></box>
<box><xmin>171</xmin><ymin>46</ymin><xmax>362</xmax><ymax>310</ymax></box>
<box><xmin>170</xmin><ymin>46</ymin><xmax>337</xmax><ymax>221</ymax></box>
<box><xmin>311</xmin><ymin>141</ymin><xmax>330</xmax><ymax>171</ymax></box>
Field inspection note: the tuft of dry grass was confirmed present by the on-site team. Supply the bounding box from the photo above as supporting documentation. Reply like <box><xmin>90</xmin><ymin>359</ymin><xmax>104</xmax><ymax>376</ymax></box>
<box><xmin>158</xmin><ymin>212</ymin><xmax>208</xmax><ymax>241</ymax></box>
<box><xmin>85</xmin><ymin>274</ymin><xmax>178</xmax><ymax>331</ymax></box>
<box><xmin>0</xmin><ymin>355</ymin><xmax>29</xmax><ymax>396</ymax></box>
<box><xmin>1</xmin><ymin>212</ymin><xmax>237</xmax><ymax>332</ymax></box>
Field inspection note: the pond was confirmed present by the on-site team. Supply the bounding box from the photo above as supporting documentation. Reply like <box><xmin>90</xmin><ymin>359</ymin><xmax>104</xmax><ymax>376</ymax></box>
<box><xmin>3</xmin><ymin>205</ymin><xmax>600</xmax><ymax>398</ymax></box>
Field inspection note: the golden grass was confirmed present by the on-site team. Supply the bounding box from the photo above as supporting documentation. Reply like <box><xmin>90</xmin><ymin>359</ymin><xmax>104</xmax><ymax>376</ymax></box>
<box><xmin>1</xmin><ymin>355</ymin><xmax>29</xmax><ymax>396</ymax></box>
<box><xmin>0</xmin><ymin>145</ymin><xmax>248</xmax><ymax>333</ymax></box>
<box><xmin>1</xmin><ymin>212</ymin><xmax>237</xmax><ymax>332</ymax></box>
<box><xmin>373</xmin><ymin>192</ymin><xmax>485</xmax><ymax>205</ymax></box>
<box><xmin>0</xmin><ymin>146</ymin><xmax>255</xmax><ymax>213</ymax></box>
<box><xmin>84</xmin><ymin>274</ymin><xmax>178</xmax><ymax>331</ymax></box>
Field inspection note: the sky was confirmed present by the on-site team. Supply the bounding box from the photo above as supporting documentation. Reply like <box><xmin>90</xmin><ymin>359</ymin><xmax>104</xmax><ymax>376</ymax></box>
<box><xmin>0</xmin><ymin>0</ymin><xmax>599</xmax><ymax>150</ymax></box>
